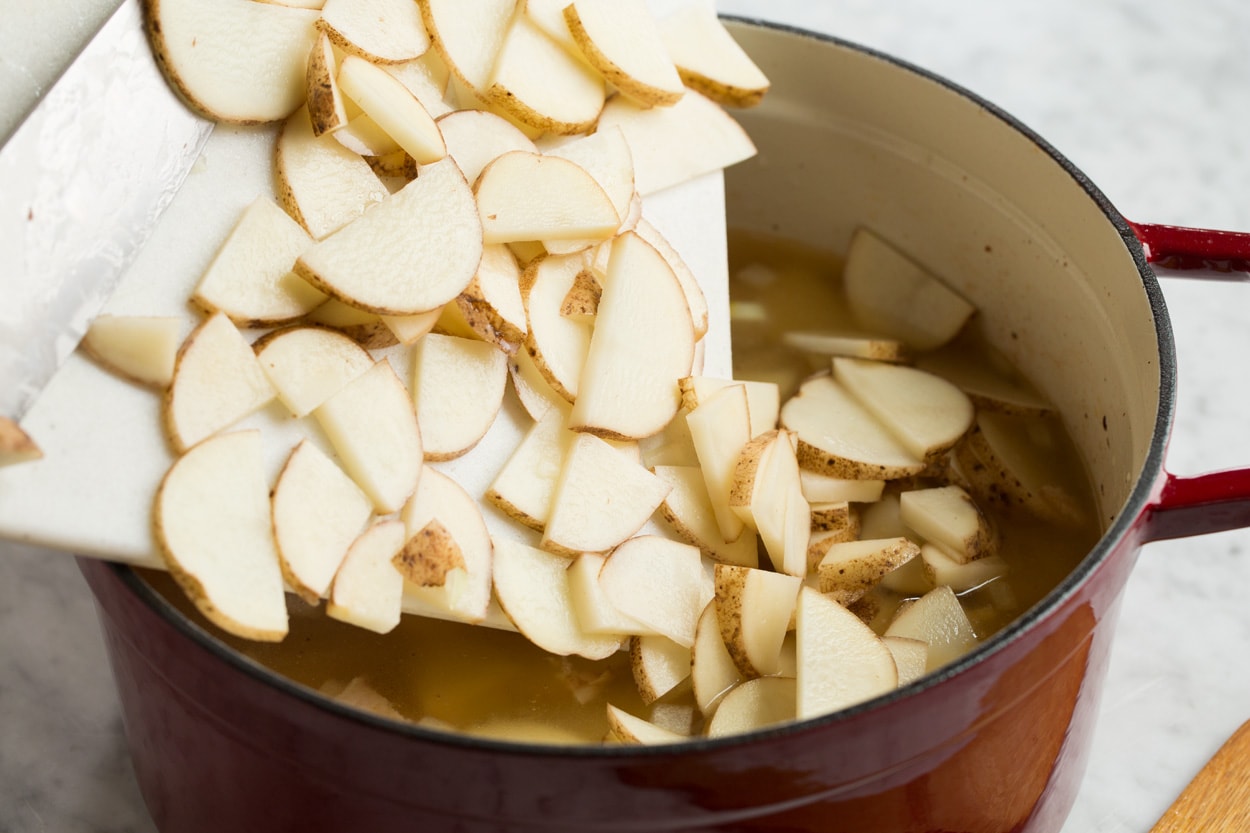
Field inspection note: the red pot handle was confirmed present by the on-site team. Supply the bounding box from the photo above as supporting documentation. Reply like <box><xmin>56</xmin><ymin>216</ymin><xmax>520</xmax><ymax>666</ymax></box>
<box><xmin>1128</xmin><ymin>219</ymin><xmax>1250</xmax><ymax>542</ymax></box>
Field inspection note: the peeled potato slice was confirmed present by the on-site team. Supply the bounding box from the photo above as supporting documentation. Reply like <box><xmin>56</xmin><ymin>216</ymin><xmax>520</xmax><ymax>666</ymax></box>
<box><xmin>883</xmin><ymin>636</ymin><xmax>929</xmax><ymax>687</ymax></box>
<box><xmin>295</xmin><ymin>157</ymin><xmax>481</xmax><ymax>315</ymax></box>
<box><xmin>143</xmin><ymin>0</ymin><xmax>319</xmax><ymax>123</ymax></box>
<box><xmin>411</xmin><ymin>333</ymin><xmax>508</xmax><ymax>460</ymax></box>
<box><xmin>164</xmin><ymin>312</ymin><xmax>277</xmax><ymax>453</ymax></box>
<box><xmin>154</xmin><ymin>430</ymin><xmax>288</xmax><ymax>640</ymax></box>
<box><xmin>327</xmin><ymin>519</ymin><xmax>406</xmax><ymax>634</ymax></box>
<box><xmin>192</xmin><ymin>197</ymin><xmax>323</xmax><ymax>327</ymax></box>
<box><xmin>318</xmin><ymin>0</ymin><xmax>431</xmax><ymax>64</ymax></box>
<box><xmin>81</xmin><ymin>315</ymin><xmax>183</xmax><ymax>389</ymax></box>
<box><xmin>564</xmin><ymin>0</ymin><xmax>683</xmax><ymax>107</ymax></box>
<box><xmin>884</xmin><ymin>585</ymin><xmax>978</xmax><ymax>672</ymax></box>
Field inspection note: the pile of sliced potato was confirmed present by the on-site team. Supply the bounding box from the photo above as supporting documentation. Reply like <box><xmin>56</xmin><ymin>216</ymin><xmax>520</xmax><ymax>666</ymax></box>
<box><xmin>70</xmin><ymin>0</ymin><xmax>1086</xmax><ymax>742</ymax></box>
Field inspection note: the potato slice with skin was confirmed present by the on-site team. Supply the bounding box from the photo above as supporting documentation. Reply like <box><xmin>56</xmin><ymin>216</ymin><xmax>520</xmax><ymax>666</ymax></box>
<box><xmin>393</xmin><ymin>519</ymin><xmax>465</xmax><ymax>587</ymax></box>
<box><xmin>437</xmin><ymin>109</ymin><xmax>538</xmax><ymax>185</ymax></box>
<box><xmin>509</xmin><ymin>347</ymin><xmax>570</xmax><ymax>421</ymax></box>
<box><xmin>192</xmin><ymin>197</ymin><xmax>323</xmax><ymax>327</ymax></box>
<box><xmin>318</xmin><ymin>0</ymin><xmax>431</xmax><ymax>64</ymax></box>
<box><xmin>306</xmin><ymin>32</ymin><xmax>347</xmax><ymax>136</ymax></box>
<box><xmin>165</xmin><ymin>312</ymin><xmax>277</xmax><ymax>453</ymax></box>
<box><xmin>916</xmin><ymin>348</ymin><xmax>1053</xmax><ymax>418</ymax></box>
<box><xmin>451</xmin><ymin>245</ymin><xmax>528</xmax><ymax>348</ymax></box>
<box><xmin>542</xmin><ymin>128</ymin><xmax>637</xmax><ymax>255</ymax></box>
<box><xmin>795</xmin><ymin>587</ymin><xmax>898</xmax><ymax>719</ymax></box>
<box><xmin>399</xmin><ymin>467</ymin><xmax>492</xmax><ymax>623</ymax></box>
<box><xmin>476</xmin><ymin>151</ymin><xmax>619</xmax><ymax>244</ymax></box>
<box><xmin>295</xmin><ymin>157</ymin><xmax>482</xmax><ymax>315</ymax></box>
<box><xmin>381</xmin><ymin>308</ymin><xmax>442</xmax><ymax>346</ymax></box>
<box><xmin>652</xmin><ymin>465</ymin><xmax>758</xmax><ymax>568</ymax></box>
<box><xmin>899</xmin><ymin>485</ymin><xmax>994</xmax><ymax>563</ymax></box>
<box><xmin>780</xmin><ymin>374</ymin><xmax>924</xmax><ymax>480</ymax></box>
<box><xmin>154</xmin><ymin>431</ymin><xmax>288</xmax><ymax>641</ymax></box>
<box><xmin>564</xmin><ymin>0</ymin><xmax>683</xmax><ymax>107</ymax></box>
<box><xmin>687</xmin><ymin>383</ymin><xmax>751</xmax><ymax>543</ymax></box>
<box><xmin>809</xmin><ymin>501</ymin><xmax>854</xmax><ymax>533</ymax></box>
<box><xmin>691</xmin><ymin>600</ymin><xmax>743</xmax><ymax>716</ymax></box>
<box><xmin>568</xmin><ymin>552</ymin><xmax>655</xmax><ymax>636</ymax></box>
<box><xmin>522</xmin><ymin>0</ymin><xmax>581</xmax><ymax>54</ymax></box>
<box><xmin>631</xmin><ymin>635</ymin><xmax>692</xmax><ymax>705</ymax></box>
<box><xmin>385</xmin><ymin>53</ymin><xmax>454</xmax><ymax>118</ymax></box>
<box><xmin>253</xmin><ymin>325</ymin><xmax>373</xmax><ymax>418</ymax></box>
<box><xmin>143</xmin><ymin>0</ymin><xmax>319</xmax><ymax>123</ymax></box>
<box><xmin>634</xmin><ymin>218</ymin><xmax>709</xmax><ymax>340</ymax></box>
<box><xmin>842</xmin><ymin>228</ymin><xmax>975</xmax><ymax>351</ymax></box>
<box><xmin>706</xmin><ymin>676</ymin><xmax>796</xmax><ymax>738</ymax></box>
<box><xmin>485</xmin><ymin>15</ymin><xmax>607</xmax><ymax>135</ymax></box>
<box><xmin>730</xmin><ymin>429</ymin><xmax>808</xmax><ymax>577</ymax></box>
<box><xmin>834</xmin><ymin>357</ymin><xmax>974</xmax><ymax>463</ymax></box>
<box><xmin>521</xmin><ymin>254</ymin><xmax>593</xmax><ymax>402</ymax></box>
<box><xmin>680</xmin><ymin>376</ymin><xmax>779</xmax><ymax>439</ymax></box>
<box><xmin>418</xmin><ymin>0</ymin><xmax>517</xmax><ymax>94</ymax></box>
<box><xmin>327</xmin><ymin>519</ymin><xmax>406</xmax><ymax>634</ymax></box>
<box><xmin>657</xmin><ymin>2</ymin><xmax>770</xmax><ymax>108</ymax></box>
<box><xmin>331</xmin><ymin>113</ymin><xmax>401</xmax><ymax>158</ymax></box>
<box><xmin>640</xmin><ymin>411</ymin><xmax>699</xmax><ymax>468</ymax></box>
<box><xmin>597</xmin><ymin>89</ymin><xmax>755</xmax><ymax>196</ymax></box>
<box><xmin>885</xmin><ymin>585</ymin><xmax>978</xmax><ymax>672</ymax></box>
<box><xmin>715</xmin><ymin>564</ymin><xmax>801</xmax><ymax>678</ymax></box>
<box><xmin>272</xmin><ymin>440</ymin><xmax>373</xmax><ymax>604</ymax></box>
<box><xmin>568</xmin><ymin>232</ymin><xmax>695</xmax><ymax>440</ymax></box>
<box><xmin>493</xmin><ymin>537</ymin><xmax>622</xmax><ymax>659</ymax></box>
<box><xmin>783</xmin><ymin>330</ymin><xmax>910</xmax><ymax>364</ymax></box>
<box><xmin>606</xmin><ymin>704</ymin><xmax>685</xmax><ymax>745</ymax></box>
<box><xmin>805</xmin><ymin>520</ymin><xmax>864</xmax><ymax>573</ymax></box>
<box><xmin>883</xmin><ymin>636</ymin><xmax>929</xmax><ymax>687</ymax></box>
<box><xmin>800</xmin><ymin>469</ymin><xmax>885</xmax><ymax>505</ymax></box>
<box><xmin>542</xmin><ymin>433</ymin><xmax>671</xmax><ymax>556</ymax></box>
<box><xmin>81</xmin><ymin>315</ymin><xmax>182</xmax><ymax>389</ymax></box>
<box><xmin>314</xmin><ymin>359</ymin><xmax>422</xmax><ymax>514</ymax></box>
<box><xmin>0</xmin><ymin>418</ymin><xmax>42</xmax><ymax>467</ymax></box>
<box><xmin>486</xmin><ymin>407</ymin><xmax>571</xmax><ymax>531</ymax></box>
<box><xmin>305</xmin><ymin>299</ymin><xmax>398</xmax><ymax>349</ymax></box>
<box><xmin>411</xmin><ymin>334</ymin><xmax>508</xmax><ymax>460</ymax></box>
<box><xmin>920</xmin><ymin>544</ymin><xmax>1008</xmax><ymax>592</ymax></box>
<box><xmin>276</xmin><ymin>106</ymin><xmax>389</xmax><ymax>240</ymax></box>
<box><xmin>598</xmin><ymin>536</ymin><xmax>710</xmax><ymax>648</ymax></box>
<box><xmin>816</xmin><ymin>537</ymin><xmax>921</xmax><ymax>605</ymax></box>
<box><xmin>337</xmin><ymin>55</ymin><xmax>447</xmax><ymax>165</ymax></box>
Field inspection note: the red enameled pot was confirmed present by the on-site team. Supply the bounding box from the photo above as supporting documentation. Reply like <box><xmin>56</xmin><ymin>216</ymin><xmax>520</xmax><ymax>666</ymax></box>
<box><xmin>78</xmin><ymin>19</ymin><xmax>1250</xmax><ymax>833</ymax></box>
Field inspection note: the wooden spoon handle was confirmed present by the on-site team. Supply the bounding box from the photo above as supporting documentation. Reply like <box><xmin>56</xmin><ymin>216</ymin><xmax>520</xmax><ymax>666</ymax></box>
<box><xmin>1149</xmin><ymin>719</ymin><xmax>1250</xmax><ymax>832</ymax></box>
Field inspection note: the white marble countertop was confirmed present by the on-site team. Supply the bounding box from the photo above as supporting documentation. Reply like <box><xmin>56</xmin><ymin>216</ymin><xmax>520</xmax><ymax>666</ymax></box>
<box><xmin>4</xmin><ymin>1</ymin><xmax>1250</xmax><ymax>831</ymax></box>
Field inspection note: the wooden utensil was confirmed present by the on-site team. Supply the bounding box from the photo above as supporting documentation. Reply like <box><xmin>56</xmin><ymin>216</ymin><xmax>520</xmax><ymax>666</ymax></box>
<box><xmin>1149</xmin><ymin>719</ymin><xmax>1250</xmax><ymax>832</ymax></box>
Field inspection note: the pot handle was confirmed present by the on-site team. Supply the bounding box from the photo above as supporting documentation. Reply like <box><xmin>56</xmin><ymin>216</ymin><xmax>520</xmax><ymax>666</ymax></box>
<box><xmin>1129</xmin><ymin>217</ymin><xmax>1250</xmax><ymax>541</ymax></box>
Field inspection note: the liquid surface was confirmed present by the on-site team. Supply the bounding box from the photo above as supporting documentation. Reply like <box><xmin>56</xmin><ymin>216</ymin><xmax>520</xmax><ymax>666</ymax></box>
<box><xmin>146</xmin><ymin>230</ymin><xmax>1102</xmax><ymax>744</ymax></box>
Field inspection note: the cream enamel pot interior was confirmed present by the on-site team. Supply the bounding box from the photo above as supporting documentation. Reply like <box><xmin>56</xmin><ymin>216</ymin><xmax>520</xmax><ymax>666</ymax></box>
<box><xmin>77</xmin><ymin>18</ymin><xmax>1250</xmax><ymax>833</ymax></box>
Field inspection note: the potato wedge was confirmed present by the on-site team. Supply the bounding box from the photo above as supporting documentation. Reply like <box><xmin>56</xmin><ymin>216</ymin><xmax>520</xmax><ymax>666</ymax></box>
<box><xmin>81</xmin><ymin>315</ymin><xmax>183</xmax><ymax>389</ymax></box>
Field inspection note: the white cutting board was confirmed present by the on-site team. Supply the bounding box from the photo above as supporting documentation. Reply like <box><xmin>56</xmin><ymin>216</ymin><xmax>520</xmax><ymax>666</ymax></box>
<box><xmin>0</xmin><ymin>7</ymin><xmax>734</xmax><ymax>567</ymax></box>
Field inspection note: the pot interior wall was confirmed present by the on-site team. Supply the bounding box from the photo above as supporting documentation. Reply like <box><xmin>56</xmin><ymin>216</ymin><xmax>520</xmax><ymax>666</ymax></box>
<box><xmin>725</xmin><ymin>22</ymin><xmax>1163</xmax><ymax>530</ymax></box>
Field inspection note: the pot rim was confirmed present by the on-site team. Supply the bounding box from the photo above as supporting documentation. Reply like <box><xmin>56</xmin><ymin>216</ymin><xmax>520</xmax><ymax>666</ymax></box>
<box><xmin>101</xmin><ymin>15</ymin><xmax>1178</xmax><ymax>760</ymax></box>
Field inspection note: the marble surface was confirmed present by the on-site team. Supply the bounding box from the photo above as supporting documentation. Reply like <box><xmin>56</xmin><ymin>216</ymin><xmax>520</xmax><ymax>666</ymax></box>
<box><xmin>4</xmin><ymin>1</ymin><xmax>1250</xmax><ymax>831</ymax></box>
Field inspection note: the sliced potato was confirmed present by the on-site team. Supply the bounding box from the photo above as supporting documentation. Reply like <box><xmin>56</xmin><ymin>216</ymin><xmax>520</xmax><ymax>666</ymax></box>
<box><xmin>305</xmin><ymin>32</ymin><xmax>347</xmax><ymax>136</ymax></box>
<box><xmin>336</xmin><ymin>55</ymin><xmax>447</xmax><ymax>164</ymax></box>
<box><xmin>884</xmin><ymin>585</ymin><xmax>978</xmax><ymax>672</ymax></box>
<box><xmin>384</xmin><ymin>52</ymin><xmax>455</xmax><ymax>117</ymax></box>
<box><xmin>782</xmin><ymin>330</ymin><xmax>910</xmax><ymax>364</ymax></box>
<box><xmin>381</xmin><ymin>308</ymin><xmax>442</xmax><ymax>346</ymax></box>
<box><xmin>920</xmin><ymin>544</ymin><xmax>1008</xmax><ymax>592</ymax></box>
<box><xmin>606</xmin><ymin>704</ymin><xmax>685</xmax><ymax>745</ymax></box>
<box><xmin>486</xmin><ymin>407</ymin><xmax>571</xmax><ymax>531</ymax></box>
<box><xmin>808</xmin><ymin>500</ymin><xmax>853</xmax><ymax>533</ymax></box>
<box><xmin>705</xmin><ymin>676</ymin><xmax>795</xmax><ymax>738</ymax></box>
<box><xmin>631</xmin><ymin>635</ymin><xmax>692</xmax><ymax>705</ymax></box>
<box><xmin>484</xmin><ymin>15</ymin><xmax>606</xmax><ymax>135</ymax></box>
<box><xmin>842</xmin><ymin>228</ymin><xmax>975</xmax><ymax>351</ymax></box>
<box><xmin>452</xmin><ymin>244</ymin><xmax>528</xmax><ymax>348</ymax></box>
<box><xmin>313</xmin><ymin>359</ymin><xmax>422</xmax><ymax>514</ymax></box>
<box><xmin>153</xmin><ymin>431</ymin><xmax>287</xmax><ymax>640</ymax></box>
<box><xmin>714</xmin><ymin>564</ymin><xmax>801</xmax><ymax>678</ymax></box>
<box><xmin>780</xmin><ymin>374</ymin><xmax>924</xmax><ymax>480</ymax></box>
<box><xmin>690</xmin><ymin>600</ymin><xmax>743</xmax><ymax>716</ymax></box>
<box><xmin>563</xmin><ymin>0</ymin><xmax>683</xmax><ymax>107</ymax></box>
<box><xmin>509</xmin><ymin>346</ymin><xmax>571</xmax><ymax>421</ymax></box>
<box><xmin>295</xmin><ymin>157</ymin><xmax>481</xmax><ymax>315</ymax></box>
<box><xmin>542</xmin><ymin>433</ymin><xmax>670</xmax><ymax>555</ymax></box>
<box><xmin>657</xmin><ymin>2</ymin><xmax>770</xmax><ymax>107</ymax></box>
<box><xmin>192</xmin><ymin>197</ymin><xmax>323</xmax><ymax>327</ymax></box>
<box><xmin>164</xmin><ymin>312</ymin><xmax>276</xmax><ymax>453</ymax></box>
<box><xmin>493</xmin><ymin>536</ymin><xmax>623</xmax><ymax>659</ymax></box>
<box><xmin>815</xmin><ymin>537</ymin><xmax>920</xmax><ymax>606</ymax></box>
<box><xmin>799</xmin><ymin>470</ymin><xmax>885</xmax><ymax>505</ymax></box>
<box><xmin>276</xmin><ymin>105</ymin><xmax>388</xmax><ymax>239</ymax></box>
<box><xmin>679</xmin><ymin>376</ymin><xmax>779</xmax><ymax>439</ymax></box>
<box><xmin>652</xmin><ymin>464</ymin><xmax>758</xmax><ymax>568</ymax></box>
<box><xmin>143</xmin><ymin>0</ymin><xmax>319</xmax><ymax>123</ymax></box>
<box><xmin>418</xmin><ymin>0</ymin><xmax>517</xmax><ymax>94</ymax></box>
<box><xmin>568</xmin><ymin>232</ymin><xmax>696</xmax><ymax>440</ymax></box>
<box><xmin>916</xmin><ymin>346</ymin><xmax>1053</xmax><ymax>418</ymax></box>
<box><xmin>521</xmin><ymin>253</ymin><xmax>594</xmax><ymax>401</ymax></box>
<box><xmin>795</xmin><ymin>587</ymin><xmax>897</xmax><ymax>719</ymax></box>
<box><xmin>253</xmin><ymin>325</ymin><xmax>373</xmax><ymax>418</ymax></box>
<box><xmin>898</xmin><ymin>485</ymin><xmax>994</xmax><ymax>563</ymax></box>
<box><xmin>393</xmin><ymin>519</ymin><xmax>466</xmax><ymax>588</ymax></box>
<box><xmin>437</xmin><ymin>109</ymin><xmax>538</xmax><ymax>185</ymax></box>
<box><xmin>326</xmin><ymin>519</ymin><xmax>407</xmax><ymax>634</ymax></box>
<box><xmin>305</xmin><ymin>299</ymin><xmax>398</xmax><ymax>349</ymax></box>
<box><xmin>81</xmin><ymin>315</ymin><xmax>182</xmax><ymax>389</ymax></box>
<box><xmin>598</xmin><ymin>535</ymin><xmax>710</xmax><ymax>648</ymax></box>
<box><xmin>411</xmin><ymin>334</ymin><xmax>508</xmax><ymax>460</ymax></box>
<box><xmin>634</xmin><ymin>217</ymin><xmax>709</xmax><ymax>339</ymax></box>
<box><xmin>272</xmin><ymin>439</ymin><xmax>373</xmax><ymax>604</ymax></box>
<box><xmin>318</xmin><ymin>0</ymin><xmax>431</xmax><ymax>64</ymax></box>
<box><xmin>686</xmin><ymin>383</ymin><xmax>751</xmax><ymax>543</ymax></box>
<box><xmin>882</xmin><ymin>635</ymin><xmax>928</xmax><ymax>687</ymax></box>
<box><xmin>567</xmin><ymin>552</ymin><xmax>654</xmax><ymax>636</ymax></box>
<box><xmin>476</xmin><ymin>151</ymin><xmax>619</xmax><ymax>244</ymax></box>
